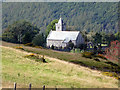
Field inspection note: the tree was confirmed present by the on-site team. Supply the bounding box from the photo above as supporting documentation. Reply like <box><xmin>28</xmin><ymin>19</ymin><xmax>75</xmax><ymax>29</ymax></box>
<box><xmin>93</xmin><ymin>32</ymin><xmax>102</xmax><ymax>45</ymax></box>
<box><xmin>115</xmin><ymin>32</ymin><xmax>120</xmax><ymax>41</ymax></box>
<box><xmin>2</xmin><ymin>20</ymin><xmax>40</xmax><ymax>43</ymax></box>
<box><xmin>93</xmin><ymin>46</ymin><xmax>97</xmax><ymax>54</ymax></box>
<box><xmin>2</xmin><ymin>3</ymin><xmax>118</xmax><ymax>34</ymax></box>
<box><xmin>103</xmin><ymin>33</ymin><xmax>116</xmax><ymax>46</ymax></box>
<box><xmin>100</xmin><ymin>31</ymin><xmax>107</xmax><ymax>43</ymax></box>
<box><xmin>81</xmin><ymin>30</ymin><xmax>88</xmax><ymax>43</ymax></box>
<box><xmin>79</xmin><ymin>44</ymin><xmax>87</xmax><ymax>50</ymax></box>
<box><xmin>22</xmin><ymin>32</ymin><xmax>32</xmax><ymax>44</ymax></box>
<box><xmin>66</xmin><ymin>40</ymin><xmax>74</xmax><ymax>50</ymax></box>
<box><xmin>45</xmin><ymin>19</ymin><xmax>58</xmax><ymax>37</ymax></box>
<box><xmin>32</xmin><ymin>33</ymin><xmax>45</xmax><ymax>46</ymax></box>
<box><xmin>105</xmin><ymin>40</ymin><xmax>120</xmax><ymax>61</ymax></box>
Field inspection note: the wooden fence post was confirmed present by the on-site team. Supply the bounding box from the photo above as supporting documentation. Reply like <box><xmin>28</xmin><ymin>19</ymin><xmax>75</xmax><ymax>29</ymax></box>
<box><xmin>43</xmin><ymin>85</ymin><xmax>45</xmax><ymax>90</ymax></box>
<box><xmin>29</xmin><ymin>83</ymin><xmax>31</xmax><ymax>90</ymax></box>
<box><xmin>14</xmin><ymin>82</ymin><xmax>16</xmax><ymax>90</ymax></box>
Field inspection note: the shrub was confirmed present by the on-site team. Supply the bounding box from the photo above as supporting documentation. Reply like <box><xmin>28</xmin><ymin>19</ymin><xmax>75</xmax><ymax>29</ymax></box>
<box><xmin>66</xmin><ymin>40</ymin><xmax>74</xmax><ymax>50</ymax></box>
<box><xmin>24</xmin><ymin>43</ymin><xmax>34</xmax><ymax>47</ymax></box>
<box><xmin>35</xmin><ymin>46</ymin><xmax>43</xmax><ymax>49</ymax></box>
<box><xmin>95</xmin><ymin>54</ymin><xmax>107</xmax><ymax>60</ymax></box>
<box><xmin>41</xmin><ymin>55</ymin><xmax>46</xmax><ymax>62</ymax></box>
<box><xmin>79</xmin><ymin>44</ymin><xmax>87</xmax><ymax>50</ymax></box>
<box><xmin>51</xmin><ymin>45</ymin><xmax>54</xmax><ymax>49</ymax></box>
<box><xmin>105</xmin><ymin>40</ymin><xmax>120</xmax><ymax>61</ymax></box>
<box><xmin>32</xmin><ymin>33</ymin><xmax>45</xmax><ymax>47</ymax></box>
<box><xmin>24</xmin><ymin>53</ymin><xmax>46</xmax><ymax>63</ymax></box>
<box><xmin>29</xmin><ymin>53</ymin><xmax>35</xmax><ymax>57</ymax></box>
<box><xmin>15</xmin><ymin>46</ymin><xmax>24</xmax><ymax>50</ymax></box>
<box><xmin>102</xmin><ymin>72</ymin><xmax>120</xmax><ymax>80</ymax></box>
<box><xmin>81</xmin><ymin>52</ymin><xmax>94</xmax><ymax>59</ymax></box>
<box><xmin>94</xmin><ymin>58</ymin><xmax>100</xmax><ymax>62</ymax></box>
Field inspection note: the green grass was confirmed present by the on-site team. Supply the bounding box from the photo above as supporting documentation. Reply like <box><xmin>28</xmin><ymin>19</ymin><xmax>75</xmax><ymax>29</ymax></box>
<box><xmin>23</xmin><ymin>47</ymin><xmax>119</xmax><ymax>74</ymax></box>
<box><xmin>2</xmin><ymin>41</ymin><xmax>120</xmax><ymax>75</ymax></box>
<box><xmin>2</xmin><ymin>46</ymin><xmax>118</xmax><ymax>88</ymax></box>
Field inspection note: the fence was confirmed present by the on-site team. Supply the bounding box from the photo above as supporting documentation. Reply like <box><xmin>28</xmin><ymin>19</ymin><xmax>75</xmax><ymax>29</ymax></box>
<box><xmin>13</xmin><ymin>82</ymin><xmax>47</xmax><ymax>90</ymax></box>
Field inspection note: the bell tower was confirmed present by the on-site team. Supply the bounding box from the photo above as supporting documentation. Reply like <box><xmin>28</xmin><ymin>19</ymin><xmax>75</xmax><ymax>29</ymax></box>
<box><xmin>55</xmin><ymin>18</ymin><xmax>66</xmax><ymax>31</ymax></box>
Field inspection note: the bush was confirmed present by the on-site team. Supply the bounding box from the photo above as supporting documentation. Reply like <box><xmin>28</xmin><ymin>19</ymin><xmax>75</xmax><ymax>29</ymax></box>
<box><xmin>15</xmin><ymin>46</ymin><xmax>24</xmax><ymax>50</ymax></box>
<box><xmin>24</xmin><ymin>43</ymin><xmax>34</xmax><ymax>46</ymax></box>
<box><xmin>35</xmin><ymin>46</ymin><xmax>43</xmax><ymax>49</ymax></box>
<box><xmin>105</xmin><ymin>40</ymin><xmax>120</xmax><ymax>61</ymax></box>
<box><xmin>95</xmin><ymin>54</ymin><xmax>107</xmax><ymax>60</ymax></box>
<box><xmin>81</xmin><ymin>52</ymin><xmax>94</xmax><ymax>59</ymax></box>
<box><xmin>24</xmin><ymin>54</ymin><xmax>46</xmax><ymax>63</ymax></box>
<box><xmin>66</xmin><ymin>40</ymin><xmax>74</xmax><ymax>50</ymax></box>
<box><xmin>2</xmin><ymin>20</ymin><xmax>39</xmax><ymax>43</ymax></box>
<box><xmin>32</xmin><ymin>33</ymin><xmax>45</xmax><ymax>47</ymax></box>
<box><xmin>51</xmin><ymin>45</ymin><xmax>54</xmax><ymax>49</ymax></box>
<box><xmin>102</xmin><ymin>72</ymin><xmax>120</xmax><ymax>80</ymax></box>
<box><xmin>79</xmin><ymin>44</ymin><xmax>87</xmax><ymax>50</ymax></box>
<box><xmin>41</xmin><ymin>55</ymin><xmax>46</xmax><ymax>62</ymax></box>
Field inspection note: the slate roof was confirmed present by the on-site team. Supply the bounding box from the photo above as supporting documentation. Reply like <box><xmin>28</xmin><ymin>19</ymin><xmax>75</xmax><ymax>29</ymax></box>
<box><xmin>47</xmin><ymin>31</ymin><xmax>80</xmax><ymax>41</ymax></box>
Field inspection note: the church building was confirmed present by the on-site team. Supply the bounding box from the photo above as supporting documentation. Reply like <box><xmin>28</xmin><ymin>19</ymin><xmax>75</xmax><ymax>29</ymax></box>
<box><xmin>46</xmin><ymin>18</ymin><xmax>85</xmax><ymax>48</ymax></box>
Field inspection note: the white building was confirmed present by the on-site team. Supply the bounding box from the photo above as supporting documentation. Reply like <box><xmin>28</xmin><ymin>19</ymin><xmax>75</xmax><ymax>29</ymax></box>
<box><xmin>55</xmin><ymin>18</ymin><xmax>66</xmax><ymax>31</ymax></box>
<box><xmin>47</xmin><ymin>18</ymin><xmax>85</xmax><ymax>48</ymax></box>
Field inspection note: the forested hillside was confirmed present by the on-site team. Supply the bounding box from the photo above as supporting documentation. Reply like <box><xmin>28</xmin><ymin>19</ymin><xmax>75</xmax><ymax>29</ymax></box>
<box><xmin>2</xmin><ymin>2</ymin><xmax>118</xmax><ymax>33</ymax></box>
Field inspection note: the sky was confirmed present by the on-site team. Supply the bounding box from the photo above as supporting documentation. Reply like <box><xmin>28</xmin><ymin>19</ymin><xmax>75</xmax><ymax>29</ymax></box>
<box><xmin>1</xmin><ymin>0</ymin><xmax>120</xmax><ymax>2</ymax></box>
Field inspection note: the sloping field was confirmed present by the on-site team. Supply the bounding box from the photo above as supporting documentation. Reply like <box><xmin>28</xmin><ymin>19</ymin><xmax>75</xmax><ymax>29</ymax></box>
<box><xmin>1</xmin><ymin>46</ymin><xmax>118</xmax><ymax>88</ymax></box>
<box><xmin>2</xmin><ymin>41</ymin><xmax>119</xmax><ymax>74</ymax></box>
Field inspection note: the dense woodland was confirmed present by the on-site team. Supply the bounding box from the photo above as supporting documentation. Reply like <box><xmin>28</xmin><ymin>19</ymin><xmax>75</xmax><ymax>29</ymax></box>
<box><xmin>2</xmin><ymin>2</ymin><xmax>119</xmax><ymax>33</ymax></box>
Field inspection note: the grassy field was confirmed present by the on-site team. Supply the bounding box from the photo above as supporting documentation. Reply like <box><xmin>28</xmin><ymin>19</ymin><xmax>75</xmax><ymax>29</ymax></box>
<box><xmin>2</xmin><ymin>41</ymin><xmax>120</xmax><ymax>76</ymax></box>
<box><xmin>2</xmin><ymin>46</ymin><xmax>118</xmax><ymax>88</ymax></box>
<box><xmin>20</xmin><ymin>47</ymin><xmax>120</xmax><ymax>74</ymax></box>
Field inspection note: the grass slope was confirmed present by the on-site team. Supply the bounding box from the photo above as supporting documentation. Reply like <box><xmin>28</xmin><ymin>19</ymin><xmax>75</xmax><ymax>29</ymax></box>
<box><xmin>2</xmin><ymin>46</ymin><xmax>118</xmax><ymax>88</ymax></box>
<box><xmin>2</xmin><ymin>41</ymin><xmax>120</xmax><ymax>75</ymax></box>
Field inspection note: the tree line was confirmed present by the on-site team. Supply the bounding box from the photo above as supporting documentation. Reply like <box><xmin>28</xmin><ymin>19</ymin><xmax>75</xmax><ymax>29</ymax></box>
<box><xmin>2</xmin><ymin>20</ymin><xmax>120</xmax><ymax>49</ymax></box>
<box><xmin>2</xmin><ymin>20</ymin><xmax>45</xmax><ymax>46</ymax></box>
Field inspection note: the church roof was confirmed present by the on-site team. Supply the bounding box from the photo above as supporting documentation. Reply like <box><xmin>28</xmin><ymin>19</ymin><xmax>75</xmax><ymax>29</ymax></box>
<box><xmin>47</xmin><ymin>31</ymin><xmax>80</xmax><ymax>41</ymax></box>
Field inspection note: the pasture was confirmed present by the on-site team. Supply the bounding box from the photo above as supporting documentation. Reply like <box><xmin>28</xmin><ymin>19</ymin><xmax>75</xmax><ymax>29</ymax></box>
<box><xmin>1</xmin><ymin>45</ymin><xmax>118</xmax><ymax>88</ymax></box>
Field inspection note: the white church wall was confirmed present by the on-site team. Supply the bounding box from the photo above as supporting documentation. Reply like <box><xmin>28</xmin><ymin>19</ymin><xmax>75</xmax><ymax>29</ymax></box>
<box><xmin>47</xmin><ymin>39</ymin><xmax>77</xmax><ymax>48</ymax></box>
<box><xmin>76</xmin><ymin>33</ymin><xmax>85</xmax><ymax>47</ymax></box>
<box><xmin>47</xmin><ymin>40</ymin><xmax>66</xmax><ymax>47</ymax></box>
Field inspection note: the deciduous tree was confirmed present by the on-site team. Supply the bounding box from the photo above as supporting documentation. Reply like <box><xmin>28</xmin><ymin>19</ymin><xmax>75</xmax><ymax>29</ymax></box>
<box><xmin>2</xmin><ymin>20</ymin><xmax>40</xmax><ymax>43</ymax></box>
<box><xmin>105</xmin><ymin>40</ymin><xmax>120</xmax><ymax>61</ymax></box>
<box><xmin>45</xmin><ymin>19</ymin><xmax>58</xmax><ymax>37</ymax></box>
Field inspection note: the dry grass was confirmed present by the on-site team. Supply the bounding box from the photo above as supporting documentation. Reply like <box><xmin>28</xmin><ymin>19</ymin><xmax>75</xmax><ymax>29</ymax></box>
<box><xmin>1</xmin><ymin>46</ymin><xmax>118</xmax><ymax>88</ymax></box>
<box><xmin>2</xmin><ymin>41</ymin><xmax>120</xmax><ymax>74</ymax></box>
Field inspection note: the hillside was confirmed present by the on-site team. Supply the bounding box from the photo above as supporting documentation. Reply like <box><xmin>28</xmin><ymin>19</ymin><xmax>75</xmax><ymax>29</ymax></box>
<box><xmin>2</xmin><ymin>46</ymin><xmax>118</xmax><ymax>88</ymax></box>
<box><xmin>2</xmin><ymin>41</ymin><xmax>120</xmax><ymax>76</ymax></box>
<box><xmin>2</xmin><ymin>2</ymin><xmax>118</xmax><ymax>33</ymax></box>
